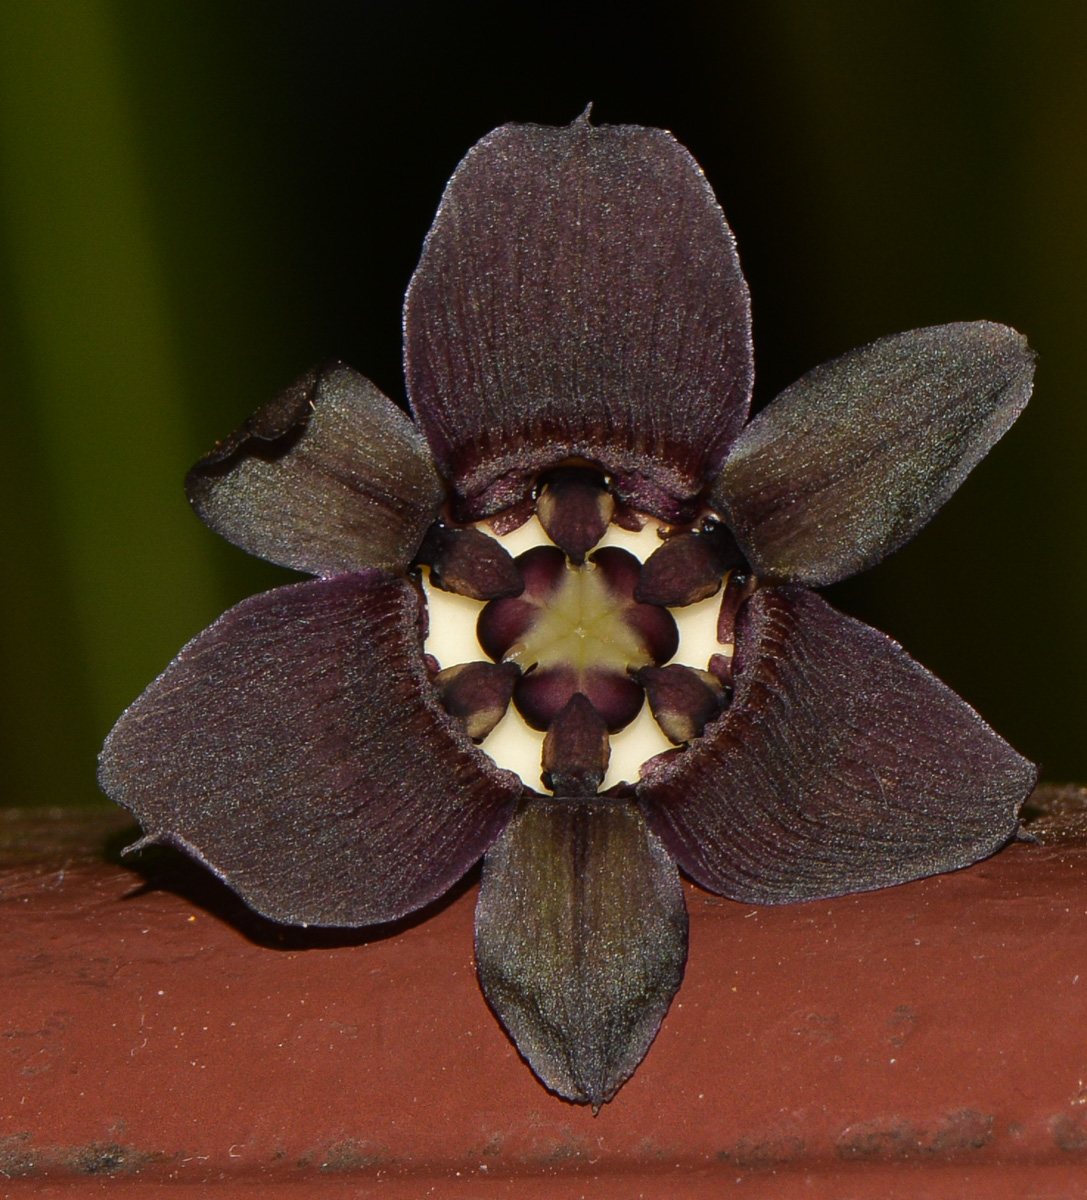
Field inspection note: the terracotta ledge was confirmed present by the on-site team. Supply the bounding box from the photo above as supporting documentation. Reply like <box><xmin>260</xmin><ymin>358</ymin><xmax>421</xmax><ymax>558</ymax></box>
<box><xmin>3</xmin><ymin>789</ymin><xmax>1087</xmax><ymax>1198</ymax></box>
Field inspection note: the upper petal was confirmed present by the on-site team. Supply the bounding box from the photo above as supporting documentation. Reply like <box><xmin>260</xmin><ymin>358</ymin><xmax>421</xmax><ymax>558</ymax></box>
<box><xmin>98</xmin><ymin>573</ymin><xmax>522</xmax><ymax>926</ymax></box>
<box><xmin>637</xmin><ymin>586</ymin><xmax>1035</xmax><ymax>903</ymax></box>
<box><xmin>404</xmin><ymin>115</ymin><xmax>753</xmax><ymax>523</ymax></box>
<box><xmin>187</xmin><ymin>361</ymin><xmax>445</xmax><ymax>576</ymax></box>
<box><xmin>711</xmin><ymin>322</ymin><xmax>1035</xmax><ymax>585</ymax></box>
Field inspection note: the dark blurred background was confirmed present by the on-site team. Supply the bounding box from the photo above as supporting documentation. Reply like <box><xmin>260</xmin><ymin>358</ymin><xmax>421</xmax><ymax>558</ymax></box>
<box><xmin>0</xmin><ymin>1</ymin><xmax>1083</xmax><ymax>807</ymax></box>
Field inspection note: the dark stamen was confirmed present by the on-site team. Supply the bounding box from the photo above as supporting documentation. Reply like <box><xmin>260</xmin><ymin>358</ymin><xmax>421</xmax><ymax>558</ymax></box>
<box><xmin>634</xmin><ymin>524</ymin><xmax>744</xmax><ymax>607</ymax></box>
<box><xmin>537</xmin><ymin>467</ymin><xmax>616</xmax><ymax>563</ymax></box>
<box><xmin>637</xmin><ymin>664</ymin><xmax>726</xmax><ymax>744</ymax></box>
<box><xmin>418</xmin><ymin>524</ymin><xmax>524</xmax><ymax>600</ymax></box>
<box><xmin>542</xmin><ymin>693</ymin><xmax>610</xmax><ymax>796</ymax></box>
<box><xmin>435</xmin><ymin>661</ymin><xmax>521</xmax><ymax>741</ymax></box>
<box><xmin>708</xmin><ymin>653</ymin><xmax>734</xmax><ymax>690</ymax></box>
<box><xmin>610</xmin><ymin>501</ymin><xmax>647</xmax><ymax>532</ymax></box>
<box><xmin>487</xmin><ymin>495</ymin><xmax>537</xmax><ymax>537</ymax></box>
<box><xmin>712</xmin><ymin>569</ymin><xmax>757</xmax><ymax>687</ymax></box>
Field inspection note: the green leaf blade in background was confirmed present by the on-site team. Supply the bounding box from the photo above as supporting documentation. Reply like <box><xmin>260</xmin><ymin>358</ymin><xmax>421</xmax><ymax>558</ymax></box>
<box><xmin>0</xmin><ymin>0</ymin><xmax>220</xmax><ymax>803</ymax></box>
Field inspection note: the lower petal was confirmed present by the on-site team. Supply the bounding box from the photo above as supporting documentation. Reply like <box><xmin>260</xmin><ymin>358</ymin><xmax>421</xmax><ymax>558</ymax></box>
<box><xmin>638</xmin><ymin>587</ymin><xmax>1036</xmax><ymax>903</ymax></box>
<box><xmin>99</xmin><ymin>573</ymin><xmax>523</xmax><ymax>926</ymax></box>
<box><xmin>474</xmin><ymin>797</ymin><xmax>687</xmax><ymax>1108</ymax></box>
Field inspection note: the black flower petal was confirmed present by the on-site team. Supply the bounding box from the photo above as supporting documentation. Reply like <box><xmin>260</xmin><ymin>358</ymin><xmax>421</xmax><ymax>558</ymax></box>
<box><xmin>637</xmin><ymin>586</ymin><xmax>1035</xmax><ymax>903</ymax></box>
<box><xmin>98</xmin><ymin>573</ymin><xmax>522</xmax><ymax>926</ymax></box>
<box><xmin>404</xmin><ymin>114</ymin><xmax>753</xmax><ymax>523</ymax></box>
<box><xmin>711</xmin><ymin>322</ymin><xmax>1035</xmax><ymax>586</ymax></box>
<box><xmin>187</xmin><ymin>361</ymin><xmax>444</xmax><ymax>577</ymax></box>
<box><xmin>474</xmin><ymin>797</ymin><xmax>687</xmax><ymax>1109</ymax></box>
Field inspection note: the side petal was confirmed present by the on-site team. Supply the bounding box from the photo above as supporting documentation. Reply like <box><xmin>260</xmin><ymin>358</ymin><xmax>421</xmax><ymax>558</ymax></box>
<box><xmin>187</xmin><ymin>361</ymin><xmax>444</xmax><ymax>576</ymax></box>
<box><xmin>637</xmin><ymin>587</ymin><xmax>1036</xmax><ymax>903</ymax></box>
<box><xmin>711</xmin><ymin>322</ymin><xmax>1035</xmax><ymax>585</ymax></box>
<box><xmin>404</xmin><ymin>114</ymin><xmax>753</xmax><ymax>523</ymax></box>
<box><xmin>98</xmin><ymin>574</ymin><xmax>522</xmax><ymax>926</ymax></box>
<box><xmin>474</xmin><ymin>798</ymin><xmax>687</xmax><ymax>1108</ymax></box>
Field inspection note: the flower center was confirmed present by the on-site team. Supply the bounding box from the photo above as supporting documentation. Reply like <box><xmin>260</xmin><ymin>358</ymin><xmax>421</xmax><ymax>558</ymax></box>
<box><xmin>507</xmin><ymin>556</ymin><xmax>653</xmax><ymax>679</ymax></box>
<box><xmin>418</xmin><ymin>468</ymin><xmax>754</xmax><ymax>796</ymax></box>
<box><xmin>476</xmin><ymin>545</ymin><xmax>678</xmax><ymax>734</ymax></box>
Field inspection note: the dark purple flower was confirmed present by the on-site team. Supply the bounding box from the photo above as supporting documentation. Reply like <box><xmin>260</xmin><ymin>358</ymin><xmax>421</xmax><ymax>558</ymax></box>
<box><xmin>99</xmin><ymin>114</ymin><xmax>1037</xmax><ymax>1109</ymax></box>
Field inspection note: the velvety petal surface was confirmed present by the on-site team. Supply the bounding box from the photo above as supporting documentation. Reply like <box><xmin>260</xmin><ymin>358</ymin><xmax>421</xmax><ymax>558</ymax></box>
<box><xmin>98</xmin><ymin>573</ymin><xmax>522</xmax><ymax>926</ymax></box>
<box><xmin>637</xmin><ymin>587</ymin><xmax>1035</xmax><ymax>903</ymax></box>
<box><xmin>474</xmin><ymin>798</ymin><xmax>688</xmax><ymax>1108</ymax></box>
<box><xmin>404</xmin><ymin>114</ymin><xmax>753</xmax><ymax>522</ymax></box>
<box><xmin>187</xmin><ymin>361</ymin><xmax>444</xmax><ymax>576</ymax></box>
<box><xmin>711</xmin><ymin>322</ymin><xmax>1035</xmax><ymax>585</ymax></box>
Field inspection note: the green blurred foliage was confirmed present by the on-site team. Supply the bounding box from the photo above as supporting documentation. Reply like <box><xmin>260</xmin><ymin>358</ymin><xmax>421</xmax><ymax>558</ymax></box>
<box><xmin>0</xmin><ymin>0</ymin><xmax>1083</xmax><ymax>805</ymax></box>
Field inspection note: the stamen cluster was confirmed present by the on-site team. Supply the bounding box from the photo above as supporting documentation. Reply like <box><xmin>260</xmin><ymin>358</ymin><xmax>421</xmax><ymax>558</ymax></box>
<box><xmin>422</xmin><ymin>465</ymin><xmax>757</xmax><ymax>797</ymax></box>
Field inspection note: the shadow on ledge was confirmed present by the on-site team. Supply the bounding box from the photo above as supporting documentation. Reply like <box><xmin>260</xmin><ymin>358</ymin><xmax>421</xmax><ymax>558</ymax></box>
<box><xmin>116</xmin><ymin>835</ymin><xmax>482</xmax><ymax>952</ymax></box>
<box><xmin>5</xmin><ymin>781</ymin><xmax>1085</xmax><ymax>954</ymax></box>
<box><xmin>0</xmin><ymin>803</ymin><xmax>480</xmax><ymax>952</ymax></box>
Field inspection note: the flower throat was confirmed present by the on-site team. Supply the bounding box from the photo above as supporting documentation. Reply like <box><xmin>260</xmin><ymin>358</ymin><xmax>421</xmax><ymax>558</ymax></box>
<box><xmin>419</xmin><ymin>465</ymin><xmax>754</xmax><ymax>796</ymax></box>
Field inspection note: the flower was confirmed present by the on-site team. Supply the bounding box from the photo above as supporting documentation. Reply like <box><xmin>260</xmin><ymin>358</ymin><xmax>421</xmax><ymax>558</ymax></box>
<box><xmin>99</xmin><ymin>113</ymin><xmax>1037</xmax><ymax>1110</ymax></box>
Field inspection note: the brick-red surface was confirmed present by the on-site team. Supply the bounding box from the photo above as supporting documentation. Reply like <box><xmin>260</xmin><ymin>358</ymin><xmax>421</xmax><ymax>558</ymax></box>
<box><xmin>3</xmin><ymin>803</ymin><xmax>1087</xmax><ymax>1197</ymax></box>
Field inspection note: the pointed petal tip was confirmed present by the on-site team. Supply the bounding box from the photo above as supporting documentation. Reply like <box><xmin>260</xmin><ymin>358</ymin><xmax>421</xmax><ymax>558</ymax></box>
<box><xmin>120</xmin><ymin>833</ymin><xmax>159</xmax><ymax>856</ymax></box>
<box><xmin>474</xmin><ymin>799</ymin><xmax>687</xmax><ymax>1104</ymax></box>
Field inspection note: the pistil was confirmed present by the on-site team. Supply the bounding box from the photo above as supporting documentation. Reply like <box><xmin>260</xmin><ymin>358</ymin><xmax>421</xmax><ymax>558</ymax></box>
<box><xmin>477</xmin><ymin>545</ymin><xmax>678</xmax><ymax>732</ymax></box>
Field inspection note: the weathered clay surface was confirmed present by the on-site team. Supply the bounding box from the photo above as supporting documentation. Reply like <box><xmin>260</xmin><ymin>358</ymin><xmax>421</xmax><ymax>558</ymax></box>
<box><xmin>3</xmin><ymin>795</ymin><xmax>1087</xmax><ymax>1198</ymax></box>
